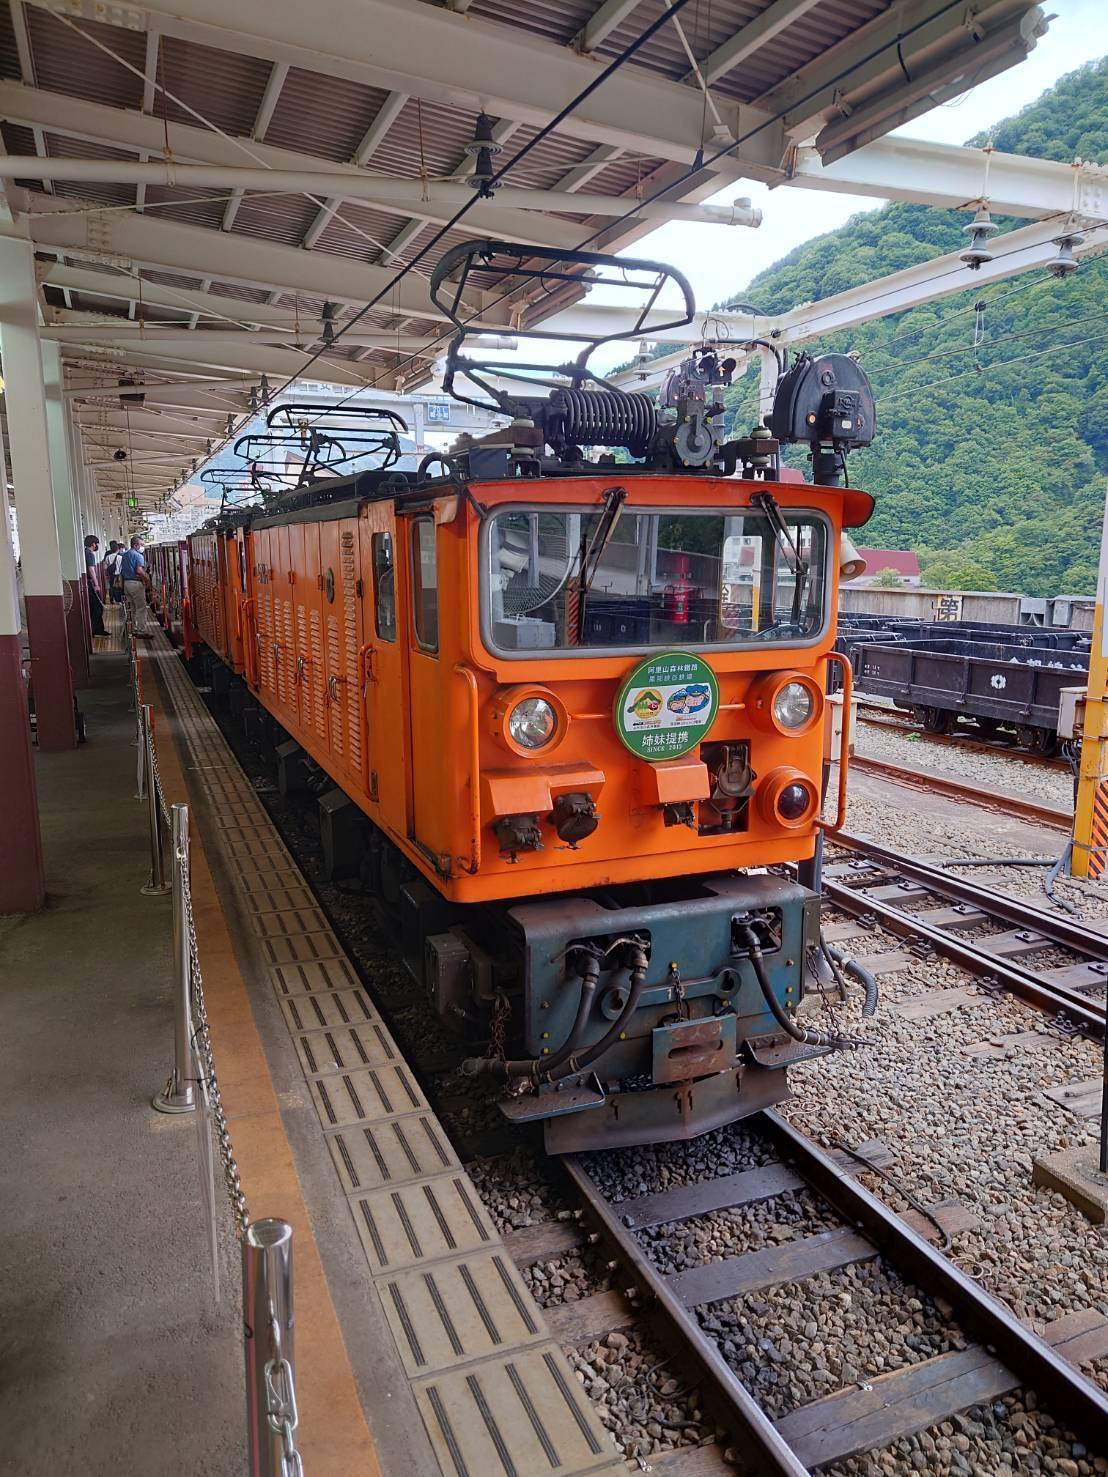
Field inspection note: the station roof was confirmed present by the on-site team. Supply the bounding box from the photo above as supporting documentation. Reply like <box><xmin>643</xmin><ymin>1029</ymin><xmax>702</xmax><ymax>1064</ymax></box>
<box><xmin>0</xmin><ymin>0</ymin><xmax>1049</xmax><ymax>511</ymax></box>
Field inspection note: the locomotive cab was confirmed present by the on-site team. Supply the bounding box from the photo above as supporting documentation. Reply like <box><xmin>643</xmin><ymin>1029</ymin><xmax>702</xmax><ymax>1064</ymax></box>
<box><xmin>382</xmin><ymin>466</ymin><xmax>871</xmax><ymax>1150</ymax></box>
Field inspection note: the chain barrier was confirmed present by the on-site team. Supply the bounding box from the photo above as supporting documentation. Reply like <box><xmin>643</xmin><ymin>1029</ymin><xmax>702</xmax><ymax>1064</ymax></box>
<box><xmin>265</xmin><ymin>1312</ymin><xmax>304</xmax><ymax>1477</ymax></box>
<box><xmin>136</xmin><ymin>651</ymin><xmax>304</xmax><ymax>1475</ymax></box>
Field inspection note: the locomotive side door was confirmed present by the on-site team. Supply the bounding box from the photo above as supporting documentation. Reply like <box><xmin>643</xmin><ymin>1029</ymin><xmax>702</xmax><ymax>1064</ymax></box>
<box><xmin>358</xmin><ymin>503</ymin><xmax>410</xmax><ymax>839</ymax></box>
<box><xmin>288</xmin><ymin>522</ymin><xmax>327</xmax><ymax>753</ymax></box>
<box><xmin>272</xmin><ymin>524</ymin><xmax>298</xmax><ymax>728</ymax></box>
<box><xmin>318</xmin><ymin>516</ymin><xmax>367</xmax><ymax>797</ymax></box>
<box><xmin>252</xmin><ymin>527</ymin><xmax>278</xmax><ymax>703</ymax></box>
<box><xmin>404</xmin><ymin>511</ymin><xmax>450</xmax><ymax>865</ymax></box>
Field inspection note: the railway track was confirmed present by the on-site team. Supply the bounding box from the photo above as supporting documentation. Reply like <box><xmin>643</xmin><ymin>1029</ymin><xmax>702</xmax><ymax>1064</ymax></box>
<box><xmin>821</xmin><ymin>836</ymin><xmax>1107</xmax><ymax>1037</ymax></box>
<box><xmin>546</xmin><ymin>1111</ymin><xmax>1108</xmax><ymax>1474</ymax></box>
<box><xmin>848</xmin><ymin>753</ymin><xmax>1073</xmax><ymax>833</ymax></box>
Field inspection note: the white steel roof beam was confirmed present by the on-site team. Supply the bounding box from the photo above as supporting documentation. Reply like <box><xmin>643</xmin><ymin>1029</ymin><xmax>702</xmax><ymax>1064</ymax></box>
<box><xmin>15</xmin><ymin>188</ymin><xmax>502</xmax><ymax>324</ymax></box>
<box><xmin>17</xmin><ymin>0</ymin><xmax>786</xmax><ymax>173</ymax></box>
<box><xmin>781</xmin><ymin>135</ymin><xmax>1108</xmax><ymax>220</ymax></box>
<box><xmin>759</xmin><ymin>0</ymin><xmax>1046</xmax><ymax>150</ymax></box>
<box><xmin>46</xmin><ymin>326</ymin><xmax>449</xmax><ymax>351</ymax></box>
<box><xmin>0</xmin><ymin>86</ymin><xmax>603</xmax><ymax>250</ymax></box>
<box><xmin>607</xmin><ymin>215</ymin><xmax>1108</xmax><ymax>390</ymax></box>
<box><xmin>574</xmin><ymin>0</ymin><xmax>644</xmax><ymax>53</ymax></box>
<box><xmin>40</xmin><ymin>263</ymin><xmax>318</xmax><ymax>326</ymax></box>
<box><xmin>0</xmin><ymin>153</ymin><xmax>761</xmax><ymax>226</ymax></box>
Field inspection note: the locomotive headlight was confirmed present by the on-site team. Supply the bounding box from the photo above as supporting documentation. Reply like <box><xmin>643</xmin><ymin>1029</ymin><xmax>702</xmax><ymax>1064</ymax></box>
<box><xmin>508</xmin><ymin>697</ymin><xmax>557</xmax><ymax>750</ymax></box>
<box><xmin>772</xmin><ymin>681</ymin><xmax>814</xmax><ymax>731</ymax></box>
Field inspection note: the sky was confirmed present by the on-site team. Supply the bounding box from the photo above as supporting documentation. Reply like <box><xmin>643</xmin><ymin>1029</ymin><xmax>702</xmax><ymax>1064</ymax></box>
<box><xmin>631</xmin><ymin>0</ymin><xmax>1108</xmax><ymax>314</ymax></box>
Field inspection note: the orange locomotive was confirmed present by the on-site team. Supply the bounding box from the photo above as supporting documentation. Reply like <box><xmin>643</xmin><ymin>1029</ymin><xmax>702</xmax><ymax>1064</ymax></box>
<box><xmin>172</xmin><ymin>243</ymin><xmax>878</xmax><ymax>1150</ymax></box>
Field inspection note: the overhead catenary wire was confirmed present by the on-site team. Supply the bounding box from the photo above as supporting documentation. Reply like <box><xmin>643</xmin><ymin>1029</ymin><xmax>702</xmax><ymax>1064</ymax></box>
<box><xmin>880</xmin><ymin>325</ymin><xmax>1108</xmax><ymax>404</ymax></box>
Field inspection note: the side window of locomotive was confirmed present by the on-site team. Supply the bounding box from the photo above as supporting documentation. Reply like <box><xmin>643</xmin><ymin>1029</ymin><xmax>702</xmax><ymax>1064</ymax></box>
<box><xmin>372</xmin><ymin>532</ymin><xmax>396</xmax><ymax>642</ymax></box>
<box><xmin>410</xmin><ymin>518</ymin><xmax>439</xmax><ymax>654</ymax></box>
<box><xmin>238</xmin><ymin>543</ymin><xmax>247</xmax><ymax>594</ymax></box>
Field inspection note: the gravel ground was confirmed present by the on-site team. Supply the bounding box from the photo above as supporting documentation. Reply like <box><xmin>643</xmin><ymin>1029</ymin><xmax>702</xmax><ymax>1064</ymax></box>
<box><xmin>855</xmin><ymin>716</ymin><xmax>1075</xmax><ymax>809</ymax></box>
<box><xmin>583</xmin><ymin>1121</ymin><xmax>775</xmax><ymax>1202</ymax></box>
<box><xmin>838</xmin><ymin>789</ymin><xmax>1108</xmax><ymax>921</ymax></box>
<box><xmin>784</xmin><ymin>948</ymin><xmax>1108</xmax><ymax>1331</ymax></box>
<box><xmin>522</xmin><ymin>1244</ymin><xmax>613</xmax><ymax>1308</ymax></box>
<box><xmin>465</xmin><ymin>1145</ymin><xmax>565</xmax><ymax>1231</ymax></box>
<box><xmin>638</xmin><ymin>1187</ymin><xmax>840</xmax><ymax>1273</ymax></box>
<box><xmin>825</xmin><ymin>1390</ymin><xmax>1107</xmax><ymax>1477</ymax></box>
<box><xmin>698</xmin><ymin>1260</ymin><xmax>963</xmax><ymax>1419</ymax></box>
<box><xmin>567</xmin><ymin>1328</ymin><xmax>716</xmax><ymax>1464</ymax></box>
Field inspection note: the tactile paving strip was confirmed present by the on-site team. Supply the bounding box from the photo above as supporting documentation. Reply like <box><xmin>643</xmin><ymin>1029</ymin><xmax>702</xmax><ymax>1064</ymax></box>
<box><xmin>147</xmin><ymin>640</ymin><xmax>622</xmax><ymax>1477</ymax></box>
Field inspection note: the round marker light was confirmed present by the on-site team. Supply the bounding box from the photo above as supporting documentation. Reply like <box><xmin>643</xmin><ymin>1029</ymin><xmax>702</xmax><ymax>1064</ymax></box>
<box><xmin>508</xmin><ymin>697</ymin><xmax>557</xmax><ymax>750</ymax></box>
<box><xmin>778</xmin><ymin>782</ymin><xmax>811</xmax><ymax>820</ymax></box>
<box><xmin>772</xmin><ymin>681</ymin><xmax>814</xmax><ymax>730</ymax></box>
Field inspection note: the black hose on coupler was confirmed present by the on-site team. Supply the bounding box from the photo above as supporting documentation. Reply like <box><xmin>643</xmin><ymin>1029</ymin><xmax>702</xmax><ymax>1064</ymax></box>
<box><xmin>825</xmin><ymin>943</ymin><xmax>879</xmax><ymax>1018</ymax></box>
<box><xmin>740</xmin><ymin>927</ymin><xmax>865</xmax><ymax>1050</ymax></box>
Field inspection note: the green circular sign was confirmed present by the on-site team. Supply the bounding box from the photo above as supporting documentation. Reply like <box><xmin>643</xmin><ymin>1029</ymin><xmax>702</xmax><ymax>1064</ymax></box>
<box><xmin>614</xmin><ymin>650</ymin><xmax>720</xmax><ymax>762</ymax></box>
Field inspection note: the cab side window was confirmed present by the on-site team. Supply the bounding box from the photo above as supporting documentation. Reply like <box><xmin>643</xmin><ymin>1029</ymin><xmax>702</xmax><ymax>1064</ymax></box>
<box><xmin>372</xmin><ymin>532</ymin><xmax>396</xmax><ymax>641</ymax></box>
<box><xmin>410</xmin><ymin>518</ymin><xmax>438</xmax><ymax>654</ymax></box>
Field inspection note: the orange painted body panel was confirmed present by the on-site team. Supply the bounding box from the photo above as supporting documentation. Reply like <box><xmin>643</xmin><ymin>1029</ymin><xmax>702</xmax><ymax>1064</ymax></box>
<box><xmin>228</xmin><ymin>474</ymin><xmax>850</xmax><ymax>905</ymax></box>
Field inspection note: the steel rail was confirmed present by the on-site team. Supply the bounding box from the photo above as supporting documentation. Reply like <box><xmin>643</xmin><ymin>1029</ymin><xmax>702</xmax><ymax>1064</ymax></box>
<box><xmin>849</xmin><ymin>753</ymin><xmax>1072</xmax><ymax>833</ymax></box>
<box><xmin>560</xmin><ymin>1151</ymin><xmax>810</xmax><ymax>1477</ymax></box>
<box><xmin>761</xmin><ymin>1112</ymin><xmax>1108</xmax><ymax>1446</ymax></box>
<box><xmin>824</xmin><ymin>837</ymin><xmax>1106</xmax><ymax>1037</ymax></box>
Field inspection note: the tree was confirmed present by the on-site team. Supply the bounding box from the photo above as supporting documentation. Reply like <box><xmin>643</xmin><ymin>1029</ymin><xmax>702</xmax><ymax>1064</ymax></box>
<box><xmin>919</xmin><ymin>553</ymin><xmax>999</xmax><ymax>592</ymax></box>
<box><xmin>869</xmin><ymin>567</ymin><xmax>905</xmax><ymax>588</ymax></box>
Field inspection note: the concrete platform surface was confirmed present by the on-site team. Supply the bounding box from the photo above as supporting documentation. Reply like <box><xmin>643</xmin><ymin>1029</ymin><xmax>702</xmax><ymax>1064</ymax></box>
<box><xmin>0</xmin><ymin>651</ymin><xmax>243</xmax><ymax>1476</ymax></box>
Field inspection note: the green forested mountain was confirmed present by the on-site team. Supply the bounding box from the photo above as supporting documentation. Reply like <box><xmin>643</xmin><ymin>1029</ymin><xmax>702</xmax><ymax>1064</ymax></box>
<box><xmin>718</xmin><ymin>58</ymin><xmax>1108</xmax><ymax>595</ymax></box>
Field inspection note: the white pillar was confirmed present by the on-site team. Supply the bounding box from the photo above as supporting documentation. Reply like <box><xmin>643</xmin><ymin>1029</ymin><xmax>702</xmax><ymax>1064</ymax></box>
<box><xmin>0</xmin><ymin>233</ymin><xmax>77</xmax><ymax>748</ymax></box>
<box><xmin>43</xmin><ymin>342</ymin><xmax>83</xmax><ymax>582</ymax></box>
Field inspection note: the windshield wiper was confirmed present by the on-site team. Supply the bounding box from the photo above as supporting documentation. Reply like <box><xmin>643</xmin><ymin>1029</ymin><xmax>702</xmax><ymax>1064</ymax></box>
<box><xmin>753</xmin><ymin>491</ymin><xmax>810</xmax><ymax>626</ymax></box>
<box><xmin>566</xmin><ymin>485</ymin><xmax>627</xmax><ymax>643</ymax></box>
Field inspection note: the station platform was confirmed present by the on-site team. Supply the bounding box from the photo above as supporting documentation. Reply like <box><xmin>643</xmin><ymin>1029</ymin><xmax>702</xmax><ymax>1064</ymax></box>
<box><xmin>0</xmin><ymin>640</ymin><xmax>243</xmax><ymax>1474</ymax></box>
<box><xmin>3</xmin><ymin>621</ymin><xmax>626</xmax><ymax>1474</ymax></box>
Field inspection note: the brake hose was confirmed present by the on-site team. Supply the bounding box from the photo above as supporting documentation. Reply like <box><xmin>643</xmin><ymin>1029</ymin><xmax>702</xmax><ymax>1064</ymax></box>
<box><xmin>740</xmin><ymin>926</ymin><xmax>865</xmax><ymax>1051</ymax></box>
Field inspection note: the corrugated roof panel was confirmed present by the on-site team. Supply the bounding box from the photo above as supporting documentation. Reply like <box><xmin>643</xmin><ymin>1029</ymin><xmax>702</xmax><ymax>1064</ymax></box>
<box><xmin>206</xmin><ymin>280</ymin><xmax>275</xmax><ymax>305</ymax></box>
<box><xmin>713</xmin><ymin>0</ymin><xmax>890</xmax><ymax>101</ymax></box>
<box><xmin>230</xmin><ymin>191</ymin><xmax>321</xmax><ymax>248</ymax></box>
<box><xmin>142</xmin><ymin>184</ymin><xmax>228</xmax><ymax>232</ymax></box>
<box><xmin>158</xmin><ymin>34</ymin><xmax>273</xmax><ymax>138</ymax></box>
<box><xmin>313</xmin><ymin>201</ymin><xmax>413</xmax><ymax>260</ymax></box>
<box><xmin>0</xmin><ymin>0</ymin><xmax>20</xmax><ymax>81</ymax></box>
<box><xmin>27</xmin><ymin>8</ymin><xmax>145</xmax><ymax>109</ymax></box>
<box><xmin>2</xmin><ymin>119</ymin><xmax>35</xmax><ymax>155</ymax></box>
<box><xmin>370</xmin><ymin>95</ymin><xmax>479</xmax><ymax>179</ymax></box>
<box><xmin>52</xmin><ymin>179</ymin><xmax>136</xmax><ymax>208</ymax></box>
<box><xmin>463</xmin><ymin>0</ymin><xmax>594</xmax><ymax>46</ymax></box>
<box><xmin>264</xmin><ymin>66</ymin><xmax>391</xmax><ymax>162</ymax></box>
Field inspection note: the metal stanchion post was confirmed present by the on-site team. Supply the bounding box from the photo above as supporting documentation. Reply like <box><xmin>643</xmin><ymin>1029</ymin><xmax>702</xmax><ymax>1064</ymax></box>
<box><xmin>153</xmin><ymin>804</ymin><xmax>197</xmax><ymax>1114</ymax></box>
<box><xmin>243</xmin><ymin>1220</ymin><xmax>302</xmax><ymax>1477</ymax></box>
<box><xmin>135</xmin><ymin>689</ymin><xmax>146</xmax><ymax>798</ymax></box>
<box><xmin>140</xmin><ymin>705</ymin><xmax>170</xmax><ymax>897</ymax></box>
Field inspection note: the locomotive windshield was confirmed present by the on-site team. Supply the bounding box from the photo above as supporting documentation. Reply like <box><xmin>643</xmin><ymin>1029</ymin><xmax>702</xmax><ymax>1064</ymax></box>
<box><xmin>483</xmin><ymin>506</ymin><xmax>829</xmax><ymax>655</ymax></box>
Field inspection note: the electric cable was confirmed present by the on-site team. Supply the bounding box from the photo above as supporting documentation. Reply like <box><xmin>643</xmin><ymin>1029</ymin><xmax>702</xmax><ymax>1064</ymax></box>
<box><xmin>880</xmin><ymin>326</ymin><xmax>1108</xmax><ymax>404</ymax></box>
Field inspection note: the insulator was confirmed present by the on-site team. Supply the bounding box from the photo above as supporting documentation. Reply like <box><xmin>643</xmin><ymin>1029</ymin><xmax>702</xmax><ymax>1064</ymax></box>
<box><xmin>548</xmin><ymin>388</ymin><xmax>656</xmax><ymax>457</ymax></box>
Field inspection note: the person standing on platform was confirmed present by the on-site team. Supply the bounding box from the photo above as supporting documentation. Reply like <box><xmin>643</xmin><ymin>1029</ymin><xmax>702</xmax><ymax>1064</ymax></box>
<box><xmin>84</xmin><ymin>534</ymin><xmax>106</xmax><ymax>637</ymax></box>
<box><xmin>103</xmin><ymin>540</ymin><xmax>124</xmax><ymax>604</ymax></box>
<box><xmin>120</xmin><ymin>536</ymin><xmax>154</xmax><ymax>637</ymax></box>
